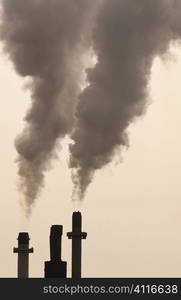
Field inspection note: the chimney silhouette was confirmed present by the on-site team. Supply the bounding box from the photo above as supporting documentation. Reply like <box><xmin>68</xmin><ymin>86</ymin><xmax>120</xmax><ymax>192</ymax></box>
<box><xmin>13</xmin><ymin>232</ymin><xmax>33</xmax><ymax>278</ymax></box>
<box><xmin>67</xmin><ymin>211</ymin><xmax>87</xmax><ymax>278</ymax></box>
<box><xmin>44</xmin><ymin>225</ymin><xmax>67</xmax><ymax>278</ymax></box>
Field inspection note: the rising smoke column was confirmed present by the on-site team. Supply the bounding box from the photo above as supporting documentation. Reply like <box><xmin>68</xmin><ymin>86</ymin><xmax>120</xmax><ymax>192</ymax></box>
<box><xmin>70</xmin><ymin>0</ymin><xmax>181</xmax><ymax>200</ymax></box>
<box><xmin>0</xmin><ymin>0</ymin><xmax>98</xmax><ymax>215</ymax></box>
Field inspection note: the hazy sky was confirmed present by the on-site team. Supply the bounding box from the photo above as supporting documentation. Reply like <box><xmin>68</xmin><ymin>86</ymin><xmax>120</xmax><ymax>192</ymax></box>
<box><xmin>0</xmin><ymin>37</ymin><xmax>181</xmax><ymax>277</ymax></box>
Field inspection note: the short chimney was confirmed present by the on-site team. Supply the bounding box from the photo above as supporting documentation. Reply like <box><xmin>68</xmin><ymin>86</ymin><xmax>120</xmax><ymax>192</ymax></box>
<box><xmin>44</xmin><ymin>225</ymin><xmax>67</xmax><ymax>278</ymax></box>
<box><xmin>13</xmin><ymin>232</ymin><xmax>33</xmax><ymax>278</ymax></box>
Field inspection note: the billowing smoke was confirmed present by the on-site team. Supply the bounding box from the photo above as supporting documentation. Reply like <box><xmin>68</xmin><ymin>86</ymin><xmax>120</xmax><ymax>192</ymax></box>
<box><xmin>70</xmin><ymin>0</ymin><xmax>181</xmax><ymax>200</ymax></box>
<box><xmin>0</xmin><ymin>0</ymin><xmax>98</xmax><ymax>215</ymax></box>
<box><xmin>1</xmin><ymin>0</ymin><xmax>181</xmax><ymax>211</ymax></box>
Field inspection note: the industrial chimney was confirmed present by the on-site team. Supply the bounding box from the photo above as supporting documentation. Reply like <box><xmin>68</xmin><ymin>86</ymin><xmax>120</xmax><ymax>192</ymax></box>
<box><xmin>13</xmin><ymin>232</ymin><xmax>33</xmax><ymax>278</ymax></box>
<box><xmin>67</xmin><ymin>211</ymin><xmax>87</xmax><ymax>278</ymax></box>
<box><xmin>44</xmin><ymin>225</ymin><xmax>67</xmax><ymax>278</ymax></box>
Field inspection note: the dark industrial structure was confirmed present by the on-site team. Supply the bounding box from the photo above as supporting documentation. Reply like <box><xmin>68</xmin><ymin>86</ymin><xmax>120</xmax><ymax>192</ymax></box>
<box><xmin>14</xmin><ymin>212</ymin><xmax>87</xmax><ymax>278</ymax></box>
<box><xmin>13</xmin><ymin>232</ymin><xmax>33</xmax><ymax>278</ymax></box>
<box><xmin>44</xmin><ymin>225</ymin><xmax>67</xmax><ymax>278</ymax></box>
<box><xmin>67</xmin><ymin>211</ymin><xmax>87</xmax><ymax>278</ymax></box>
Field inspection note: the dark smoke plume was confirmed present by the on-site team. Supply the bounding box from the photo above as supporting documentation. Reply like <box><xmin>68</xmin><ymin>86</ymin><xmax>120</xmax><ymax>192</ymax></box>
<box><xmin>0</xmin><ymin>0</ymin><xmax>98</xmax><ymax>215</ymax></box>
<box><xmin>70</xmin><ymin>0</ymin><xmax>181</xmax><ymax>200</ymax></box>
<box><xmin>1</xmin><ymin>0</ymin><xmax>181</xmax><ymax>211</ymax></box>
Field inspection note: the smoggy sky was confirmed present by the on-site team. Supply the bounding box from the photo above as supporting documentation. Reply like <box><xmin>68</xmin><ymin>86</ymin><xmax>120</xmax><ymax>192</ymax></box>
<box><xmin>0</xmin><ymin>43</ymin><xmax>181</xmax><ymax>277</ymax></box>
<box><xmin>2</xmin><ymin>0</ymin><xmax>181</xmax><ymax>214</ymax></box>
<box><xmin>0</xmin><ymin>2</ymin><xmax>181</xmax><ymax>276</ymax></box>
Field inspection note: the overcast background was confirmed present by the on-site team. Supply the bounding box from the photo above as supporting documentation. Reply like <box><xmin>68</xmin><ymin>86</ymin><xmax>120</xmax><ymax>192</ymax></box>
<box><xmin>0</xmin><ymin>42</ymin><xmax>181</xmax><ymax>277</ymax></box>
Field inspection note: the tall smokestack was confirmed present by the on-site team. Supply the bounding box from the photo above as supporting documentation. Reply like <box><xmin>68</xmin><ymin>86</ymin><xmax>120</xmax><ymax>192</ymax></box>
<box><xmin>13</xmin><ymin>232</ymin><xmax>33</xmax><ymax>278</ymax></box>
<box><xmin>45</xmin><ymin>225</ymin><xmax>67</xmax><ymax>278</ymax></box>
<box><xmin>67</xmin><ymin>212</ymin><xmax>87</xmax><ymax>278</ymax></box>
